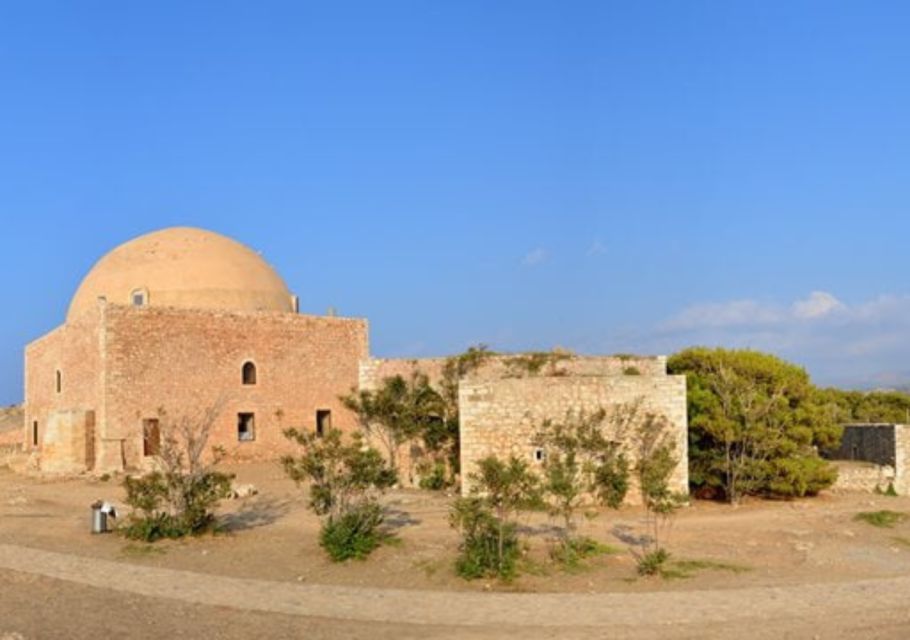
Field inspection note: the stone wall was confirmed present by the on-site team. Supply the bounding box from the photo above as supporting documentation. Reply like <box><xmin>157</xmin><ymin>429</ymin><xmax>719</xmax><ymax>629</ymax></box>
<box><xmin>830</xmin><ymin>461</ymin><xmax>896</xmax><ymax>493</ymax></box>
<box><xmin>895</xmin><ymin>425</ymin><xmax>910</xmax><ymax>495</ymax></box>
<box><xmin>24</xmin><ymin>304</ymin><xmax>103</xmax><ymax>465</ymax></box>
<box><xmin>100</xmin><ymin>304</ymin><xmax>369</xmax><ymax>471</ymax></box>
<box><xmin>459</xmin><ymin>374</ymin><xmax>688</xmax><ymax>504</ymax></box>
<box><xmin>828</xmin><ymin>424</ymin><xmax>896</xmax><ymax>466</ymax></box>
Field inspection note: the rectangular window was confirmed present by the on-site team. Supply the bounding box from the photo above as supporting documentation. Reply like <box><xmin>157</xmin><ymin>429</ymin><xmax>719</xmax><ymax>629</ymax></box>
<box><xmin>143</xmin><ymin>419</ymin><xmax>161</xmax><ymax>457</ymax></box>
<box><xmin>316</xmin><ymin>410</ymin><xmax>331</xmax><ymax>437</ymax></box>
<box><xmin>238</xmin><ymin>413</ymin><xmax>255</xmax><ymax>441</ymax></box>
<box><xmin>32</xmin><ymin>421</ymin><xmax>38</xmax><ymax>447</ymax></box>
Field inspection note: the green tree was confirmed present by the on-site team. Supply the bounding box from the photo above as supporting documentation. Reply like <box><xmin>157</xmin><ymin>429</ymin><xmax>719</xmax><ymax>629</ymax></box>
<box><xmin>532</xmin><ymin>408</ymin><xmax>631</xmax><ymax>562</ymax></box>
<box><xmin>282</xmin><ymin>428</ymin><xmax>396</xmax><ymax>561</ymax></box>
<box><xmin>450</xmin><ymin>455</ymin><xmax>539</xmax><ymax>579</ymax></box>
<box><xmin>634</xmin><ymin>413</ymin><xmax>686</xmax><ymax>575</ymax></box>
<box><xmin>341</xmin><ymin>372</ymin><xmax>445</xmax><ymax>480</ymax></box>
<box><xmin>668</xmin><ymin>347</ymin><xmax>841</xmax><ymax>503</ymax></box>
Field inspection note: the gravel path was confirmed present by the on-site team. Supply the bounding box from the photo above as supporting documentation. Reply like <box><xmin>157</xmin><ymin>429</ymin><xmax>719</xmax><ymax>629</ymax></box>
<box><xmin>2</xmin><ymin>542</ymin><xmax>910</xmax><ymax>634</ymax></box>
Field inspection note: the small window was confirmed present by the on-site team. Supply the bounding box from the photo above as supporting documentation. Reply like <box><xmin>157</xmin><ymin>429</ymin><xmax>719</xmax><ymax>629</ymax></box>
<box><xmin>242</xmin><ymin>361</ymin><xmax>257</xmax><ymax>385</ymax></box>
<box><xmin>533</xmin><ymin>448</ymin><xmax>546</xmax><ymax>462</ymax></box>
<box><xmin>32</xmin><ymin>421</ymin><xmax>38</xmax><ymax>447</ymax></box>
<box><xmin>143</xmin><ymin>419</ymin><xmax>161</xmax><ymax>457</ymax></box>
<box><xmin>316</xmin><ymin>410</ymin><xmax>331</xmax><ymax>437</ymax></box>
<box><xmin>238</xmin><ymin>413</ymin><xmax>255</xmax><ymax>441</ymax></box>
<box><xmin>131</xmin><ymin>289</ymin><xmax>147</xmax><ymax>307</ymax></box>
<box><xmin>55</xmin><ymin>370</ymin><xmax>62</xmax><ymax>394</ymax></box>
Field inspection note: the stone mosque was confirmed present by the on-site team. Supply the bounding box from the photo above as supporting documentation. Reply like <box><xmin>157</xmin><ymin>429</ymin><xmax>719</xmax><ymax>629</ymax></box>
<box><xmin>22</xmin><ymin>227</ymin><xmax>689</xmax><ymax>500</ymax></box>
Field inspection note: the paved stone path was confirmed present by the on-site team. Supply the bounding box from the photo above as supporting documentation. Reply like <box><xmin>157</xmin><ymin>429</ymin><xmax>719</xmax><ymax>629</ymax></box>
<box><xmin>0</xmin><ymin>543</ymin><xmax>908</xmax><ymax>630</ymax></box>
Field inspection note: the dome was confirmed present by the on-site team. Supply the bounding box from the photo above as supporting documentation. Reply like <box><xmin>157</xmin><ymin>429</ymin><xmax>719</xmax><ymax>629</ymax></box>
<box><xmin>67</xmin><ymin>227</ymin><xmax>296</xmax><ymax>321</ymax></box>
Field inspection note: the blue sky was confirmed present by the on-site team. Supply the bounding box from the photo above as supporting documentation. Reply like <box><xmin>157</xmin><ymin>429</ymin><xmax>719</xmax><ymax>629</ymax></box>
<box><xmin>2</xmin><ymin>1</ymin><xmax>910</xmax><ymax>404</ymax></box>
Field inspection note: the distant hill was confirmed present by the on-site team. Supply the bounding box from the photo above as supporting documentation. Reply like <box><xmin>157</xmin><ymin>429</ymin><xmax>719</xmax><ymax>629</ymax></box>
<box><xmin>0</xmin><ymin>405</ymin><xmax>22</xmax><ymax>433</ymax></box>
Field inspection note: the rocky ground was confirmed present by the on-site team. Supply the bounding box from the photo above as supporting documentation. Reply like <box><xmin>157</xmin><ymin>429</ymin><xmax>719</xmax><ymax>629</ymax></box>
<box><xmin>2</xmin><ymin>463</ymin><xmax>910</xmax><ymax>638</ymax></box>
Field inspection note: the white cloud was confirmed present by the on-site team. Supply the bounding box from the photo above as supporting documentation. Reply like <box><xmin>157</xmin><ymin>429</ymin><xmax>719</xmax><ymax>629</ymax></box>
<box><xmin>792</xmin><ymin>291</ymin><xmax>845</xmax><ymax>319</ymax></box>
<box><xmin>522</xmin><ymin>248</ymin><xmax>548</xmax><ymax>267</ymax></box>
<box><xmin>646</xmin><ymin>291</ymin><xmax>910</xmax><ymax>388</ymax></box>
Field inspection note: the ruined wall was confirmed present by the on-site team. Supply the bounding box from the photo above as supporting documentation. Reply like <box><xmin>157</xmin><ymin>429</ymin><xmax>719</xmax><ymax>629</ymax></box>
<box><xmin>895</xmin><ymin>425</ymin><xmax>910</xmax><ymax>495</ymax></box>
<box><xmin>101</xmin><ymin>305</ymin><xmax>368</xmax><ymax>471</ymax></box>
<box><xmin>830</xmin><ymin>461</ymin><xmax>896</xmax><ymax>493</ymax></box>
<box><xmin>360</xmin><ymin>354</ymin><xmax>667</xmax><ymax>390</ymax></box>
<box><xmin>39</xmin><ymin>410</ymin><xmax>95</xmax><ymax>474</ymax></box>
<box><xmin>23</xmin><ymin>304</ymin><xmax>103</xmax><ymax>464</ymax></box>
<box><xmin>459</xmin><ymin>374</ymin><xmax>688</xmax><ymax>504</ymax></box>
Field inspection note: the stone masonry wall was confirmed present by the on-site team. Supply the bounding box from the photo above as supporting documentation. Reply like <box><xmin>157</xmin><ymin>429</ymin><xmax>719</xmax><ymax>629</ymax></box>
<box><xmin>24</xmin><ymin>304</ymin><xmax>103</xmax><ymax>465</ymax></box>
<box><xmin>459</xmin><ymin>375</ymin><xmax>688</xmax><ymax>504</ymax></box>
<box><xmin>895</xmin><ymin>425</ymin><xmax>910</xmax><ymax>495</ymax></box>
<box><xmin>99</xmin><ymin>305</ymin><xmax>368</xmax><ymax>471</ymax></box>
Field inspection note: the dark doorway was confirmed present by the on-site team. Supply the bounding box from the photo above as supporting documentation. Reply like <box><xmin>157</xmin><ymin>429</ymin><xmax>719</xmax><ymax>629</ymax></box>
<box><xmin>316</xmin><ymin>410</ymin><xmax>331</xmax><ymax>437</ymax></box>
<box><xmin>143</xmin><ymin>418</ymin><xmax>161</xmax><ymax>457</ymax></box>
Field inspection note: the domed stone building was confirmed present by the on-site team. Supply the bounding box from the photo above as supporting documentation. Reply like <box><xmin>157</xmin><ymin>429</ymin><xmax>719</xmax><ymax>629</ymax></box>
<box><xmin>22</xmin><ymin>226</ymin><xmax>689</xmax><ymax>501</ymax></box>
<box><xmin>25</xmin><ymin>227</ymin><xmax>368</xmax><ymax>473</ymax></box>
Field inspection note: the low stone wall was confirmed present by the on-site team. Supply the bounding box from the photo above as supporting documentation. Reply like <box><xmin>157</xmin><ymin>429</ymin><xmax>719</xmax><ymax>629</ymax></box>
<box><xmin>830</xmin><ymin>460</ymin><xmax>896</xmax><ymax>493</ymax></box>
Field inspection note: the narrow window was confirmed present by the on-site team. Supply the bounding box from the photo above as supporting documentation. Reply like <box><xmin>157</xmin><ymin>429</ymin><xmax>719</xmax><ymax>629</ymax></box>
<box><xmin>143</xmin><ymin>419</ymin><xmax>161</xmax><ymax>457</ymax></box>
<box><xmin>316</xmin><ymin>410</ymin><xmax>332</xmax><ymax>437</ymax></box>
<box><xmin>32</xmin><ymin>421</ymin><xmax>38</xmax><ymax>447</ymax></box>
<box><xmin>55</xmin><ymin>370</ymin><xmax>62</xmax><ymax>394</ymax></box>
<box><xmin>131</xmin><ymin>289</ymin><xmax>147</xmax><ymax>307</ymax></box>
<box><xmin>533</xmin><ymin>448</ymin><xmax>546</xmax><ymax>462</ymax></box>
<box><xmin>242</xmin><ymin>361</ymin><xmax>257</xmax><ymax>385</ymax></box>
<box><xmin>238</xmin><ymin>413</ymin><xmax>255</xmax><ymax>441</ymax></box>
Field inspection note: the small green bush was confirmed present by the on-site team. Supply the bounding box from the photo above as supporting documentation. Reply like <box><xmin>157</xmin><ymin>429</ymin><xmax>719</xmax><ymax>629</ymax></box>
<box><xmin>637</xmin><ymin>548</ymin><xmax>670</xmax><ymax>576</ymax></box>
<box><xmin>854</xmin><ymin>510</ymin><xmax>908</xmax><ymax>528</ymax></box>
<box><xmin>121</xmin><ymin>469</ymin><xmax>233</xmax><ymax>542</ymax></box>
<box><xmin>451</xmin><ymin>497</ymin><xmax>520</xmax><ymax>580</ymax></box>
<box><xmin>418</xmin><ymin>461</ymin><xmax>448</xmax><ymax>491</ymax></box>
<box><xmin>320</xmin><ymin>503</ymin><xmax>385</xmax><ymax>561</ymax></box>
<box><xmin>622</xmin><ymin>366</ymin><xmax>641</xmax><ymax>376</ymax></box>
<box><xmin>549</xmin><ymin>536</ymin><xmax>616</xmax><ymax>568</ymax></box>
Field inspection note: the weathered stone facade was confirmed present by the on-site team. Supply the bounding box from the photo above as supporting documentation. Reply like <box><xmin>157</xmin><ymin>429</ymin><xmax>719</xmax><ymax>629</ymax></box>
<box><xmin>828</xmin><ymin>424</ymin><xmax>910</xmax><ymax>495</ymax></box>
<box><xmin>459</xmin><ymin>365</ymin><xmax>688</xmax><ymax>504</ymax></box>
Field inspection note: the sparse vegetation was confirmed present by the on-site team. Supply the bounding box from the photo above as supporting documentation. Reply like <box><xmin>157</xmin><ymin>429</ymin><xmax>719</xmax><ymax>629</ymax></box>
<box><xmin>635</xmin><ymin>413</ymin><xmax>686</xmax><ymax>576</ymax></box>
<box><xmin>854</xmin><ymin>510</ymin><xmax>908</xmax><ymax>528</ymax></box>
<box><xmin>121</xmin><ymin>404</ymin><xmax>234</xmax><ymax>542</ymax></box>
<box><xmin>450</xmin><ymin>455</ymin><xmax>540</xmax><ymax>580</ymax></box>
<box><xmin>622</xmin><ymin>366</ymin><xmax>641</xmax><ymax>376</ymax></box>
<box><xmin>532</xmin><ymin>408</ymin><xmax>631</xmax><ymax>567</ymax></box>
<box><xmin>504</xmin><ymin>349</ymin><xmax>573</xmax><ymax>377</ymax></box>
<box><xmin>282</xmin><ymin>428</ymin><xmax>397</xmax><ymax>561</ymax></box>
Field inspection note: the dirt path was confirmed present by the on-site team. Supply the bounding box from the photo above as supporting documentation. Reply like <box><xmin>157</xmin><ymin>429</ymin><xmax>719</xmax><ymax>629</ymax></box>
<box><xmin>2</xmin><ymin>541</ymin><xmax>910</xmax><ymax>638</ymax></box>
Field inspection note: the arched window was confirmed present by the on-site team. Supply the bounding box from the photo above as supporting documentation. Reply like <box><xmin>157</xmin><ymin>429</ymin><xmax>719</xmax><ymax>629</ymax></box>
<box><xmin>242</xmin><ymin>361</ymin><xmax>257</xmax><ymax>385</ymax></box>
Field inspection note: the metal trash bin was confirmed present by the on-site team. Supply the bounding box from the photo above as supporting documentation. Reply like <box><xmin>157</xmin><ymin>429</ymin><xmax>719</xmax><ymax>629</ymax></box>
<box><xmin>91</xmin><ymin>500</ymin><xmax>108</xmax><ymax>534</ymax></box>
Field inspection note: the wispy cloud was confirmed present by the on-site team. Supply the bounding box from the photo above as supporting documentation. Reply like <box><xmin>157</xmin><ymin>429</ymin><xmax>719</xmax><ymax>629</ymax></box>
<box><xmin>522</xmin><ymin>248</ymin><xmax>548</xmax><ymax>267</ymax></box>
<box><xmin>646</xmin><ymin>291</ymin><xmax>910</xmax><ymax>388</ymax></box>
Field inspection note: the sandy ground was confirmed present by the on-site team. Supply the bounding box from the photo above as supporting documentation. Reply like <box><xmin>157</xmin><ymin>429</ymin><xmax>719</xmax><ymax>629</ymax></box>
<box><xmin>2</xmin><ymin>463</ymin><xmax>910</xmax><ymax>638</ymax></box>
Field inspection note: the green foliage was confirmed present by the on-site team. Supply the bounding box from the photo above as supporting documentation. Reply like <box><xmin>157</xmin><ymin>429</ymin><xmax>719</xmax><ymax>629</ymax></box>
<box><xmin>668</xmin><ymin>347</ymin><xmax>841</xmax><ymax>503</ymax></box>
<box><xmin>450</xmin><ymin>455</ymin><xmax>539</xmax><ymax>580</ymax></box>
<box><xmin>121</xmin><ymin>405</ymin><xmax>233</xmax><ymax>543</ymax></box>
<box><xmin>549</xmin><ymin>536</ymin><xmax>617</xmax><ymax>569</ymax></box>
<box><xmin>854</xmin><ymin>510</ymin><xmax>908</xmax><ymax>528</ymax></box>
<box><xmin>622</xmin><ymin>366</ymin><xmax>641</xmax><ymax>376</ymax></box>
<box><xmin>122</xmin><ymin>469</ymin><xmax>233</xmax><ymax>542</ymax></box>
<box><xmin>417</xmin><ymin>461</ymin><xmax>448</xmax><ymax>491</ymax></box>
<box><xmin>320</xmin><ymin>503</ymin><xmax>386</xmax><ymax>561</ymax></box>
<box><xmin>341</xmin><ymin>372</ymin><xmax>445</xmax><ymax>479</ymax></box>
<box><xmin>636</xmin><ymin>414</ymin><xmax>686</xmax><ymax>562</ymax></box>
<box><xmin>657</xmin><ymin>558</ymin><xmax>752</xmax><ymax>580</ymax></box>
<box><xmin>637</xmin><ymin>549</ymin><xmax>670</xmax><ymax>576</ymax></box>
<box><xmin>282</xmin><ymin>428</ymin><xmax>396</xmax><ymax>561</ymax></box>
<box><xmin>815</xmin><ymin>387</ymin><xmax>910</xmax><ymax>424</ymax></box>
<box><xmin>504</xmin><ymin>350</ymin><xmax>573</xmax><ymax>377</ymax></box>
<box><xmin>450</xmin><ymin>497</ymin><xmax>520</xmax><ymax>580</ymax></box>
